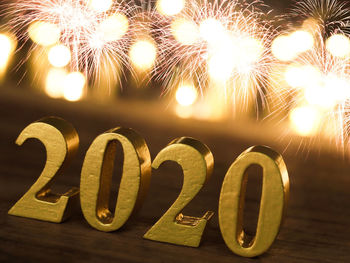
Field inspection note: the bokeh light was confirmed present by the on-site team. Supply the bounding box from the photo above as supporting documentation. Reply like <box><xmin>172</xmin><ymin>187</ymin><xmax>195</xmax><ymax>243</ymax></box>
<box><xmin>0</xmin><ymin>33</ymin><xmax>16</xmax><ymax>73</ymax></box>
<box><xmin>240</xmin><ymin>37</ymin><xmax>264</xmax><ymax>65</ymax></box>
<box><xmin>176</xmin><ymin>84</ymin><xmax>198</xmax><ymax>106</ymax></box>
<box><xmin>304</xmin><ymin>74</ymin><xmax>350</xmax><ymax>110</ymax></box>
<box><xmin>175</xmin><ymin>105</ymin><xmax>193</xmax><ymax>119</ymax></box>
<box><xmin>271</xmin><ymin>35</ymin><xmax>297</xmax><ymax>61</ymax></box>
<box><xmin>208</xmin><ymin>35</ymin><xmax>263</xmax><ymax>81</ymax></box>
<box><xmin>98</xmin><ymin>13</ymin><xmax>129</xmax><ymax>42</ymax></box>
<box><xmin>48</xmin><ymin>44</ymin><xmax>71</xmax><ymax>68</ymax></box>
<box><xmin>326</xmin><ymin>34</ymin><xmax>350</xmax><ymax>58</ymax></box>
<box><xmin>272</xmin><ymin>31</ymin><xmax>314</xmax><ymax>62</ymax></box>
<box><xmin>129</xmin><ymin>39</ymin><xmax>157</xmax><ymax>71</ymax></box>
<box><xmin>290</xmin><ymin>106</ymin><xmax>320</xmax><ymax>136</ymax></box>
<box><xmin>208</xmin><ymin>52</ymin><xmax>234</xmax><ymax>82</ymax></box>
<box><xmin>0</xmin><ymin>34</ymin><xmax>13</xmax><ymax>67</ymax></box>
<box><xmin>63</xmin><ymin>72</ymin><xmax>86</xmax><ymax>101</ymax></box>
<box><xmin>157</xmin><ymin>0</ymin><xmax>185</xmax><ymax>16</ymax></box>
<box><xmin>171</xmin><ymin>18</ymin><xmax>199</xmax><ymax>45</ymax></box>
<box><xmin>290</xmin><ymin>30</ymin><xmax>314</xmax><ymax>54</ymax></box>
<box><xmin>284</xmin><ymin>65</ymin><xmax>320</xmax><ymax>88</ymax></box>
<box><xmin>45</xmin><ymin>68</ymin><xmax>67</xmax><ymax>98</ymax></box>
<box><xmin>88</xmin><ymin>0</ymin><xmax>113</xmax><ymax>13</ymax></box>
<box><xmin>28</xmin><ymin>21</ymin><xmax>61</xmax><ymax>47</ymax></box>
<box><xmin>199</xmin><ymin>18</ymin><xmax>225</xmax><ymax>45</ymax></box>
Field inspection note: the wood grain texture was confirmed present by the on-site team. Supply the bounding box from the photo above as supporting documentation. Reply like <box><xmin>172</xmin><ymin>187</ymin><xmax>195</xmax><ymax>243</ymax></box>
<box><xmin>0</xmin><ymin>88</ymin><xmax>350</xmax><ymax>263</ymax></box>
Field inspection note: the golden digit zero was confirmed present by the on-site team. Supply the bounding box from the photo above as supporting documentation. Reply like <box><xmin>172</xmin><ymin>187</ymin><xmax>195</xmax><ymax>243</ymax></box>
<box><xmin>219</xmin><ymin>146</ymin><xmax>289</xmax><ymax>257</ymax></box>
<box><xmin>80</xmin><ymin>127</ymin><xmax>151</xmax><ymax>232</ymax></box>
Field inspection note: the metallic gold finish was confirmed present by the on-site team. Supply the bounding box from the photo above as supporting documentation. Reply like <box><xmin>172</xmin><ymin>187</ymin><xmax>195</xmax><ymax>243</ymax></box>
<box><xmin>143</xmin><ymin>137</ymin><xmax>214</xmax><ymax>247</ymax></box>
<box><xmin>80</xmin><ymin>127</ymin><xmax>151</xmax><ymax>232</ymax></box>
<box><xmin>219</xmin><ymin>146</ymin><xmax>289</xmax><ymax>258</ymax></box>
<box><xmin>8</xmin><ymin>117</ymin><xmax>80</xmax><ymax>223</ymax></box>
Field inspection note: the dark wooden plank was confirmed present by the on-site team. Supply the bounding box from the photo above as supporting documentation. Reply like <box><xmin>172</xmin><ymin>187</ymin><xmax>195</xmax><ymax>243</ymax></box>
<box><xmin>0</xmin><ymin>88</ymin><xmax>349</xmax><ymax>262</ymax></box>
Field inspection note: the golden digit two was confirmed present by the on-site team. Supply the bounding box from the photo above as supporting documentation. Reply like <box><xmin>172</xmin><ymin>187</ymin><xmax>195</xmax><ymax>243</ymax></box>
<box><xmin>143</xmin><ymin>137</ymin><xmax>214</xmax><ymax>247</ymax></box>
<box><xmin>8</xmin><ymin>117</ymin><xmax>79</xmax><ymax>223</ymax></box>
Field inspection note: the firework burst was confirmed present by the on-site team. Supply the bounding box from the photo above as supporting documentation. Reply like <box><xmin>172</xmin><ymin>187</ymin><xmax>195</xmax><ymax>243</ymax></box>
<box><xmin>3</xmin><ymin>0</ymin><xmax>148</xmax><ymax>81</ymax></box>
<box><xmin>153</xmin><ymin>0</ymin><xmax>276</xmax><ymax>110</ymax></box>
<box><xmin>290</xmin><ymin>0</ymin><xmax>350</xmax><ymax>36</ymax></box>
<box><xmin>263</xmin><ymin>0</ymin><xmax>350</xmax><ymax>152</ymax></box>
<box><xmin>269</xmin><ymin>28</ymin><xmax>350</xmax><ymax>151</ymax></box>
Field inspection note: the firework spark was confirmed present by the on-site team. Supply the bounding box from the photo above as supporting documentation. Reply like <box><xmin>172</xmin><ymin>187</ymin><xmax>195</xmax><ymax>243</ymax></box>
<box><xmin>153</xmin><ymin>0</ymin><xmax>276</xmax><ymax>110</ymax></box>
<box><xmin>289</xmin><ymin>40</ymin><xmax>348</xmax><ymax>121</ymax></box>
<box><xmin>268</xmin><ymin>0</ymin><xmax>350</xmax><ymax>152</ymax></box>
<box><xmin>290</xmin><ymin>0</ymin><xmax>350</xmax><ymax>36</ymax></box>
<box><xmin>3</xmin><ymin>0</ymin><xmax>150</xmax><ymax>82</ymax></box>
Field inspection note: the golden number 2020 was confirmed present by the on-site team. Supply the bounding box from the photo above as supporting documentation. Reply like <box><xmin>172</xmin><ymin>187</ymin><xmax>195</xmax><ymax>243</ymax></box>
<box><xmin>8</xmin><ymin>117</ymin><xmax>290</xmax><ymax>258</ymax></box>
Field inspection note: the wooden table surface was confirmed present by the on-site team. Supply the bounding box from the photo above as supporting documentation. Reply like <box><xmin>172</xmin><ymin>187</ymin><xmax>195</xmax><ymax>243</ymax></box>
<box><xmin>0</xmin><ymin>87</ymin><xmax>349</xmax><ymax>263</ymax></box>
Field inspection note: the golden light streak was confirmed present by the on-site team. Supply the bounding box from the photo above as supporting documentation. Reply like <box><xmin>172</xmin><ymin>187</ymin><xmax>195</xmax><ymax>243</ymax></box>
<box><xmin>275</xmin><ymin>0</ymin><xmax>350</xmax><ymax>150</ymax></box>
<box><xmin>291</xmin><ymin>0</ymin><xmax>350</xmax><ymax>35</ymax></box>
